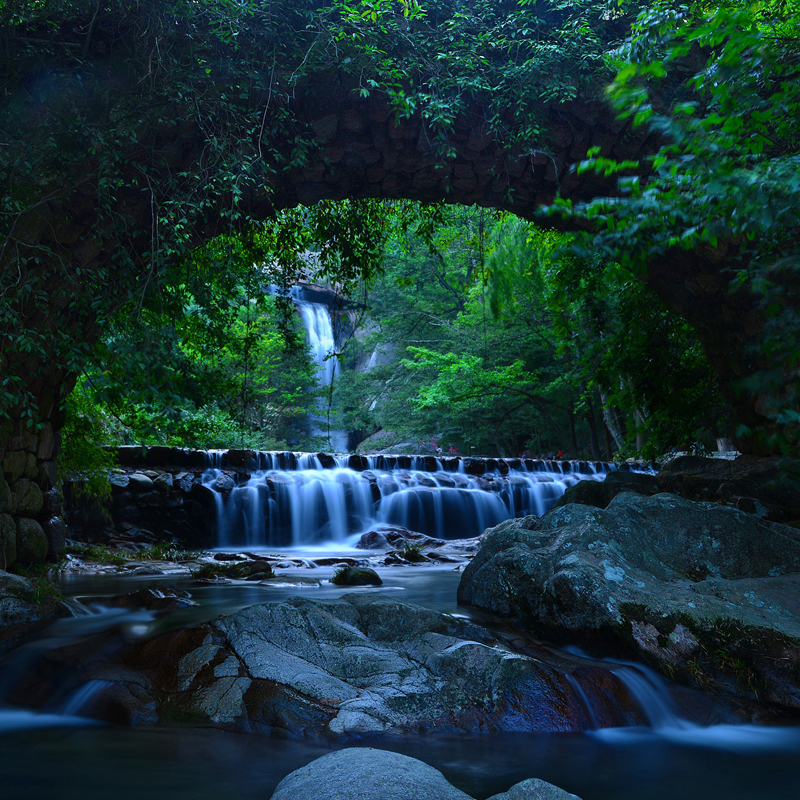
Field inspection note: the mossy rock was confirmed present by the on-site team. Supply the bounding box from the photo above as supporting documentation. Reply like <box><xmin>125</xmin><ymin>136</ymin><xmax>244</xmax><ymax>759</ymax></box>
<box><xmin>15</xmin><ymin>517</ymin><xmax>48</xmax><ymax>563</ymax></box>
<box><xmin>0</xmin><ymin>513</ymin><xmax>17</xmax><ymax>567</ymax></box>
<box><xmin>330</xmin><ymin>565</ymin><xmax>383</xmax><ymax>586</ymax></box>
<box><xmin>10</xmin><ymin>478</ymin><xmax>43</xmax><ymax>516</ymax></box>
<box><xmin>0</xmin><ymin>475</ymin><xmax>11</xmax><ymax>514</ymax></box>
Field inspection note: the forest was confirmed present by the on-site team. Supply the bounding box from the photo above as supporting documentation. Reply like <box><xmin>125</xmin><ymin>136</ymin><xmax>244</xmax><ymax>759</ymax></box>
<box><xmin>1</xmin><ymin>0</ymin><xmax>799</xmax><ymax>467</ymax></box>
<box><xmin>2</xmin><ymin>4</ymin><xmax>800</xmax><ymax>799</ymax></box>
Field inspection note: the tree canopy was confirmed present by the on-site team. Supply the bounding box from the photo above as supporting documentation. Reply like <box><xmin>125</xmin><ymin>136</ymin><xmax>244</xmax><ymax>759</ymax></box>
<box><xmin>1</xmin><ymin>0</ymin><xmax>798</xmax><ymax>458</ymax></box>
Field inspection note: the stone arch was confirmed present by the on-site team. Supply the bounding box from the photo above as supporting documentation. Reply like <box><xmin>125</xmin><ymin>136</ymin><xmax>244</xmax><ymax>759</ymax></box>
<box><xmin>0</xmin><ymin>17</ymin><xmax>785</xmax><ymax>565</ymax></box>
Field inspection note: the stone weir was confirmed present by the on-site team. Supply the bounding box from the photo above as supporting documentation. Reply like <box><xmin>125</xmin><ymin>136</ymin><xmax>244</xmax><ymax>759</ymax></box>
<box><xmin>65</xmin><ymin>448</ymin><xmax>645</xmax><ymax>551</ymax></box>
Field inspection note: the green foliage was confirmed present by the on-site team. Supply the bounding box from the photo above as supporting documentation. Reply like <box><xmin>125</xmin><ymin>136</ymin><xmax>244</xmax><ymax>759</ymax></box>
<box><xmin>59</xmin><ymin>383</ymin><xmax>115</xmax><ymax>507</ymax></box>
<box><xmin>550</xmin><ymin>3</ymin><xmax>800</xmax><ymax>452</ymax></box>
<box><xmin>64</xmin><ymin>542</ymin><xmax>128</xmax><ymax>566</ymax></box>
<box><xmin>1</xmin><ymin>0</ymin><xmax>633</xmax><ymax>437</ymax></box>
<box><xmin>399</xmin><ymin>541</ymin><xmax>428</xmax><ymax>562</ymax></box>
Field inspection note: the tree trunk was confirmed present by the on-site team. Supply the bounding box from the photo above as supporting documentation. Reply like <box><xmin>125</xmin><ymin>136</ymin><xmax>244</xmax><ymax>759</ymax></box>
<box><xmin>600</xmin><ymin>392</ymin><xmax>626</xmax><ymax>451</ymax></box>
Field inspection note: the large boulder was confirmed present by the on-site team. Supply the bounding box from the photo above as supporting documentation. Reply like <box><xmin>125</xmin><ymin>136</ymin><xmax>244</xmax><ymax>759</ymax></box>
<box><xmin>32</xmin><ymin>594</ymin><xmax>659</xmax><ymax>734</ymax></box>
<box><xmin>270</xmin><ymin>748</ymin><xmax>473</xmax><ymax>800</ymax></box>
<box><xmin>269</xmin><ymin>749</ymin><xmax>583</xmax><ymax>800</ymax></box>
<box><xmin>551</xmin><ymin>470</ymin><xmax>659</xmax><ymax>511</ymax></box>
<box><xmin>657</xmin><ymin>455</ymin><xmax>800</xmax><ymax>526</ymax></box>
<box><xmin>0</xmin><ymin>569</ymin><xmax>74</xmax><ymax>652</ymax></box>
<box><xmin>15</xmin><ymin>517</ymin><xmax>49</xmax><ymax>563</ymax></box>
<box><xmin>458</xmin><ymin>492</ymin><xmax>800</xmax><ymax>710</ymax></box>
<box><xmin>487</xmin><ymin>779</ymin><xmax>583</xmax><ymax>800</ymax></box>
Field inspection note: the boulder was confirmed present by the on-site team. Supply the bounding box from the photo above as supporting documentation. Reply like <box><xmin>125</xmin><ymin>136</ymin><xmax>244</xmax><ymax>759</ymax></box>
<box><xmin>458</xmin><ymin>492</ymin><xmax>800</xmax><ymax>710</ymax></box>
<box><xmin>128</xmin><ymin>473</ymin><xmax>154</xmax><ymax>491</ymax></box>
<box><xmin>0</xmin><ymin>513</ymin><xmax>16</xmax><ymax>566</ymax></box>
<box><xmin>58</xmin><ymin>594</ymin><xmax>650</xmax><ymax>734</ymax></box>
<box><xmin>10</xmin><ymin>478</ymin><xmax>43</xmax><ymax>516</ymax></box>
<box><xmin>355</xmin><ymin>525</ymin><xmax>446</xmax><ymax>551</ymax></box>
<box><xmin>0</xmin><ymin>569</ymin><xmax>74</xmax><ymax>652</ymax></box>
<box><xmin>552</xmin><ymin>471</ymin><xmax>658</xmax><ymax>510</ymax></box>
<box><xmin>487</xmin><ymin>778</ymin><xmax>583</xmax><ymax>800</ymax></box>
<box><xmin>42</xmin><ymin>515</ymin><xmax>67</xmax><ymax>557</ymax></box>
<box><xmin>0</xmin><ymin>474</ymin><xmax>11</xmax><ymax>513</ymax></box>
<box><xmin>330</xmin><ymin>565</ymin><xmax>383</xmax><ymax>586</ymax></box>
<box><xmin>2</xmin><ymin>450</ymin><xmax>35</xmax><ymax>483</ymax></box>
<box><xmin>214</xmin><ymin>472</ymin><xmax>235</xmax><ymax>492</ymax></box>
<box><xmin>658</xmin><ymin>455</ymin><xmax>800</xmax><ymax>526</ymax></box>
<box><xmin>269</xmin><ymin>748</ymin><xmax>473</xmax><ymax>800</ymax></box>
<box><xmin>15</xmin><ymin>517</ymin><xmax>49</xmax><ymax>563</ymax></box>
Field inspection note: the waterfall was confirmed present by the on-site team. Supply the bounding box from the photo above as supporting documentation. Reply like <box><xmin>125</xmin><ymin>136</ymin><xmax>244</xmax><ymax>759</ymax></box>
<box><xmin>296</xmin><ymin>300</ymin><xmax>338</xmax><ymax>388</ymax></box>
<box><xmin>203</xmin><ymin>455</ymin><xmax>619</xmax><ymax>549</ymax></box>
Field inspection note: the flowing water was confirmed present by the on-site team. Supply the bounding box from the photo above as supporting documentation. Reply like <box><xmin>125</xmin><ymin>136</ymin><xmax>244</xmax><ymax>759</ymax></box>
<box><xmin>2</xmin><ymin>454</ymin><xmax>799</xmax><ymax>798</ymax></box>
<box><xmin>1</xmin><ymin>563</ymin><xmax>799</xmax><ymax>800</ymax></box>
<box><xmin>202</xmin><ymin>454</ymin><xmax>611</xmax><ymax>548</ymax></box>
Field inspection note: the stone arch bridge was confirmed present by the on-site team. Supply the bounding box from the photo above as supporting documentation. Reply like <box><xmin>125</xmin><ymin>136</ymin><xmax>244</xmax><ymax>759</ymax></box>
<box><xmin>0</xmin><ymin>12</ymin><xmax>780</xmax><ymax>563</ymax></box>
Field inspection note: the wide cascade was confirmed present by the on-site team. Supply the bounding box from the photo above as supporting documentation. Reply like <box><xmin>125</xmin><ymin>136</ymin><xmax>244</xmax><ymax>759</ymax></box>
<box><xmin>200</xmin><ymin>453</ymin><xmax>613</xmax><ymax>548</ymax></box>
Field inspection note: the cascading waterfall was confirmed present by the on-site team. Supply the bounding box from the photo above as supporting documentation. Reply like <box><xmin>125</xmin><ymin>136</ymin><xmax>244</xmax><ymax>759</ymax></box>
<box><xmin>202</xmin><ymin>454</ymin><xmax>618</xmax><ymax>549</ymax></box>
<box><xmin>296</xmin><ymin>300</ymin><xmax>339</xmax><ymax>387</ymax></box>
<box><xmin>286</xmin><ymin>286</ymin><xmax>350</xmax><ymax>451</ymax></box>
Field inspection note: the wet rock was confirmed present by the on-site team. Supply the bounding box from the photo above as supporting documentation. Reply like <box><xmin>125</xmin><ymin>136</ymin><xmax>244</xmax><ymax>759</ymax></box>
<box><xmin>487</xmin><ymin>778</ymin><xmax>583</xmax><ymax>800</ymax></box>
<box><xmin>126</xmin><ymin>473</ymin><xmax>153</xmax><ymax>491</ymax></box>
<box><xmin>552</xmin><ymin>471</ymin><xmax>658</xmax><ymax>511</ymax></box>
<box><xmin>347</xmin><ymin>455</ymin><xmax>369</xmax><ymax>471</ymax></box>
<box><xmin>269</xmin><ymin>748</ymin><xmax>474</xmax><ymax>800</ymax></box>
<box><xmin>91</xmin><ymin>587</ymin><xmax>196</xmax><ymax>611</ymax></box>
<box><xmin>0</xmin><ymin>569</ymin><xmax>74</xmax><ymax>652</ymax></box>
<box><xmin>657</xmin><ymin>455</ymin><xmax>800</xmax><ymax>526</ymax></box>
<box><xmin>70</xmin><ymin>594</ymin><xmax>643</xmax><ymax>736</ymax></box>
<box><xmin>354</xmin><ymin>525</ymin><xmax>445</xmax><ymax>551</ymax></box>
<box><xmin>458</xmin><ymin>492</ymin><xmax>800</xmax><ymax>710</ymax></box>
<box><xmin>330</xmin><ymin>565</ymin><xmax>383</xmax><ymax>586</ymax></box>
<box><xmin>153</xmin><ymin>473</ymin><xmax>173</xmax><ymax>492</ymax></box>
<box><xmin>258</xmin><ymin>575</ymin><xmax>321</xmax><ymax>587</ymax></box>
<box><xmin>42</xmin><ymin>516</ymin><xmax>67</xmax><ymax>557</ymax></box>
<box><xmin>108</xmin><ymin>472</ymin><xmax>130</xmax><ymax>489</ymax></box>
<box><xmin>15</xmin><ymin>517</ymin><xmax>48</xmax><ymax>563</ymax></box>
<box><xmin>41</xmin><ymin>486</ymin><xmax>63</xmax><ymax>517</ymax></box>
<box><xmin>214</xmin><ymin>472</ymin><xmax>235</xmax><ymax>492</ymax></box>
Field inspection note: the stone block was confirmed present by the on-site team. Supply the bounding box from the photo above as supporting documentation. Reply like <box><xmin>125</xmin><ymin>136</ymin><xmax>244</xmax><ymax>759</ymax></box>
<box><xmin>15</xmin><ymin>517</ymin><xmax>48</xmax><ymax>564</ymax></box>
<box><xmin>41</xmin><ymin>487</ymin><xmax>63</xmax><ymax>518</ymax></box>
<box><xmin>0</xmin><ymin>513</ymin><xmax>16</xmax><ymax>567</ymax></box>
<box><xmin>154</xmin><ymin>473</ymin><xmax>173</xmax><ymax>492</ymax></box>
<box><xmin>128</xmin><ymin>473</ymin><xmax>154</xmax><ymax>491</ymax></box>
<box><xmin>340</xmin><ymin>108</ymin><xmax>366</xmax><ymax>134</ymax></box>
<box><xmin>3</xmin><ymin>451</ymin><xmax>33</xmax><ymax>483</ymax></box>
<box><xmin>36</xmin><ymin>459</ymin><xmax>59</xmax><ymax>490</ymax></box>
<box><xmin>8</xmin><ymin>427</ymin><xmax>38</xmax><ymax>453</ymax></box>
<box><xmin>0</xmin><ymin>474</ymin><xmax>11</xmax><ymax>513</ymax></box>
<box><xmin>11</xmin><ymin>479</ymin><xmax>44</xmax><ymax>516</ymax></box>
<box><xmin>36</xmin><ymin>423</ymin><xmax>55</xmax><ymax>461</ymax></box>
<box><xmin>310</xmin><ymin>113</ymin><xmax>338</xmax><ymax>143</ymax></box>
<box><xmin>42</xmin><ymin>515</ymin><xmax>67</xmax><ymax>557</ymax></box>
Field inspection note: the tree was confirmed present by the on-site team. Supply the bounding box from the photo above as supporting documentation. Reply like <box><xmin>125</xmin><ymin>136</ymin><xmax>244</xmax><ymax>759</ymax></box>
<box><xmin>554</xmin><ymin>2</ymin><xmax>800</xmax><ymax>454</ymax></box>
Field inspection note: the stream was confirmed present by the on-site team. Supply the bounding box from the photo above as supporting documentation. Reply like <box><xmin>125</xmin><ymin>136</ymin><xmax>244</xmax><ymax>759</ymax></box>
<box><xmin>2</xmin><ymin>559</ymin><xmax>800</xmax><ymax>800</ymax></box>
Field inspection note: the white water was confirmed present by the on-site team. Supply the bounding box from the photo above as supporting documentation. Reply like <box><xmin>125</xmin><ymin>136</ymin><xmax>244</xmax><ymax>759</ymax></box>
<box><xmin>297</xmin><ymin>300</ymin><xmax>339</xmax><ymax>388</ymax></box>
<box><xmin>201</xmin><ymin>456</ymin><xmax>610</xmax><ymax>548</ymax></box>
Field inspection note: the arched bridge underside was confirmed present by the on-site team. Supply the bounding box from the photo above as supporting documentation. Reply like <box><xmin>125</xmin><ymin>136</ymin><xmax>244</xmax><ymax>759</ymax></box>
<box><xmin>0</xmin><ymin>17</ymin><xmax>784</xmax><ymax>543</ymax></box>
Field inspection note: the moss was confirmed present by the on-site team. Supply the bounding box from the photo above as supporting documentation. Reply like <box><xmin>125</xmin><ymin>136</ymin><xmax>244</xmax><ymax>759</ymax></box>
<box><xmin>619</xmin><ymin>601</ymin><xmax>800</xmax><ymax>700</ymax></box>
<box><xmin>65</xmin><ymin>543</ymin><xmax>128</xmax><ymax>566</ymax></box>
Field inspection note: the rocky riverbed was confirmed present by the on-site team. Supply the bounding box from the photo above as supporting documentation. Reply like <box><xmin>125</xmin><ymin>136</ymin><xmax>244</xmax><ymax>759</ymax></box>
<box><xmin>2</xmin><ymin>456</ymin><xmax>800</xmax><ymax>799</ymax></box>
